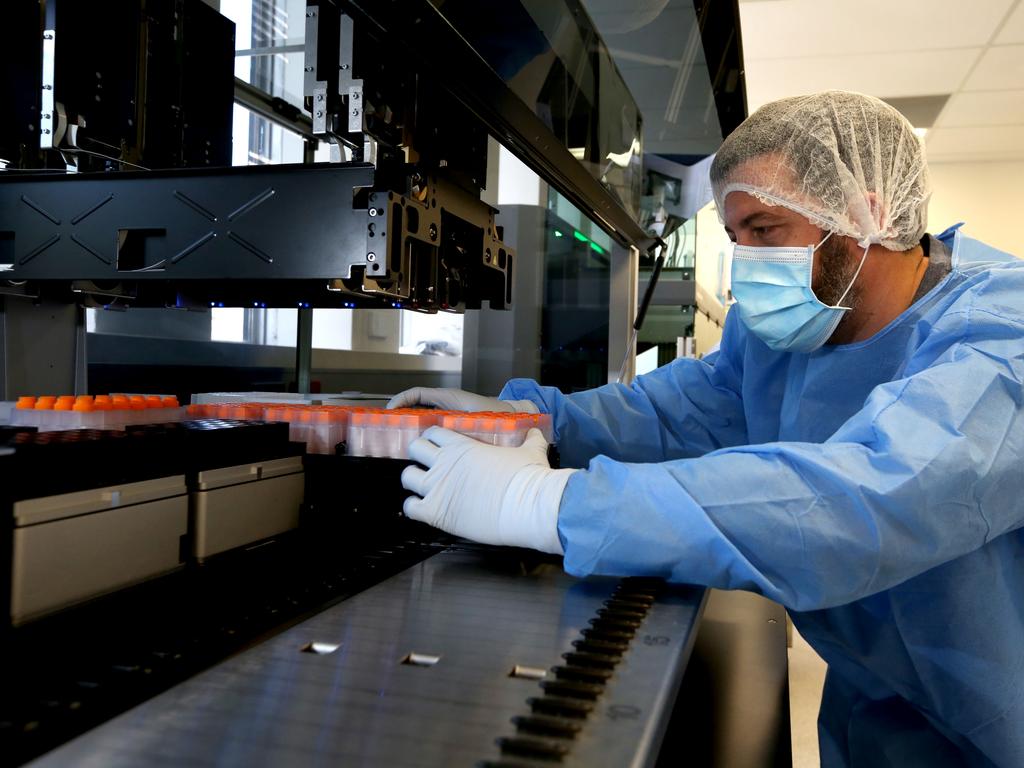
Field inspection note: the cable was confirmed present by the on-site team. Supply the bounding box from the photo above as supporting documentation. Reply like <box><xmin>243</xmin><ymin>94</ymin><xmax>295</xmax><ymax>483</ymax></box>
<box><xmin>57</xmin><ymin>147</ymin><xmax>149</xmax><ymax>170</ymax></box>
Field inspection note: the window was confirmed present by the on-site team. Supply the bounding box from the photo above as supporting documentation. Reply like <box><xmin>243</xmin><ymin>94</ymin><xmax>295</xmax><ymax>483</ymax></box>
<box><xmin>400</xmin><ymin>312</ymin><xmax>463</xmax><ymax>356</ymax></box>
<box><xmin>90</xmin><ymin>1</ymin><xmax>462</xmax><ymax>361</ymax></box>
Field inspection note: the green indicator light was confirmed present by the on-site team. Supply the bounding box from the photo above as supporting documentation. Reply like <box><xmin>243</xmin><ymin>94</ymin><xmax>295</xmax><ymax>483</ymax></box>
<box><xmin>553</xmin><ymin>229</ymin><xmax>564</xmax><ymax>237</ymax></box>
<box><xmin>589</xmin><ymin>242</ymin><xmax>606</xmax><ymax>255</ymax></box>
<box><xmin>573</xmin><ymin>230</ymin><xmax>589</xmax><ymax>243</ymax></box>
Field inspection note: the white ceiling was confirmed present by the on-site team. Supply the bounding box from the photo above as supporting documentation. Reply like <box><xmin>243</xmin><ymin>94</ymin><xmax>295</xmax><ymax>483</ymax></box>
<box><xmin>739</xmin><ymin>0</ymin><xmax>1024</xmax><ymax>162</ymax></box>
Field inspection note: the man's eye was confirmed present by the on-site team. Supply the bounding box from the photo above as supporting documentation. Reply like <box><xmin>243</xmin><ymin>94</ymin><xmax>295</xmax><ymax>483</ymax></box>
<box><xmin>753</xmin><ymin>226</ymin><xmax>776</xmax><ymax>237</ymax></box>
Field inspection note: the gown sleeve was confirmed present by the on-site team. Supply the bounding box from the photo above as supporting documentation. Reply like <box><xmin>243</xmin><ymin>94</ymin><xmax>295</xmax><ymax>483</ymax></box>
<box><xmin>500</xmin><ymin>315</ymin><xmax>749</xmax><ymax>468</ymax></box>
<box><xmin>556</xmin><ymin>303</ymin><xmax>1024</xmax><ymax>611</ymax></box>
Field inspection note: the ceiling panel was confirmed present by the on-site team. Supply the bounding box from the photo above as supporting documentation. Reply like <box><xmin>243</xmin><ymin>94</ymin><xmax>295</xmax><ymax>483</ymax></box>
<box><xmin>744</xmin><ymin>48</ymin><xmax>981</xmax><ymax>112</ymax></box>
<box><xmin>994</xmin><ymin>1</ymin><xmax>1024</xmax><ymax>44</ymax></box>
<box><xmin>736</xmin><ymin>0</ymin><xmax>1024</xmax><ymax>162</ymax></box>
<box><xmin>926</xmin><ymin>125</ymin><xmax>1024</xmax><ymax>159</ymax></box>
<box><xmin>882</xmin><ymin>95</ymin><xmax>951</xmax><ymax>128</ymax></box>
<box><xmin>936</xmin><ymin>89</ymin><xmax>1024</xmax><ymax>126</ymax></box>
<box><xmin>961</xmin><ymin>44</ymin><xmax>1024</xmax><ymax>90</ymax></box>
<box><xmin>739</xmin><ymin>0</ymin><xmax>1012</xmax><ymax>60</ymax></box>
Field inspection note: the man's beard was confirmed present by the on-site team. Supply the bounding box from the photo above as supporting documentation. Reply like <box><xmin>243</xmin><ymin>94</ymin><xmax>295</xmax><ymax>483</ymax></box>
<box><xmin>813</xmin><ymin>236</ymin><xmax>863</xmax><ymax>309</ymax></box>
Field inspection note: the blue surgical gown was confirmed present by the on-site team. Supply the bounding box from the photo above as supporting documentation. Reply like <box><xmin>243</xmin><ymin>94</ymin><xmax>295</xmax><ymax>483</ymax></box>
<box><xmin>500</xmin><ymin>230</ymin><xmax>1024</xmax><ymax>767</ymax></box>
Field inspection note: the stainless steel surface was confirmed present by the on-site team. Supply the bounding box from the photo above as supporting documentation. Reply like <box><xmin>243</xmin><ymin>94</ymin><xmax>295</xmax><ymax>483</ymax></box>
<box><xmin>30</xmin><ymin>548</ymin><xmax>705</xmax><ymax>767</ymax></box>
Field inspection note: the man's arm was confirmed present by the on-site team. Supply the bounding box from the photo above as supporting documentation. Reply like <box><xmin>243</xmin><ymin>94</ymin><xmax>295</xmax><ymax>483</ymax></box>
<box><xmin>557</xmin><ymin>307</ymin><xmax>1024</xmax><ymax>611</ymax></box>
<box><xmin>500</xmin><ymin>315</ymin><xmax>749</xmax><ymax>467</ymax></box>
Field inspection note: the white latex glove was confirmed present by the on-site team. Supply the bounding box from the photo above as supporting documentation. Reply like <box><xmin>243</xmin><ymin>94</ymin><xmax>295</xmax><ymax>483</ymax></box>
<box><xmin>401</xmin><ymin>427</ymin><xmax>576</xmax><ymax>554</ymax></box>
<box><xmin>387</xmin><ymin>387</ymin><xmax>538</xmax><ymax>413</ymax></box>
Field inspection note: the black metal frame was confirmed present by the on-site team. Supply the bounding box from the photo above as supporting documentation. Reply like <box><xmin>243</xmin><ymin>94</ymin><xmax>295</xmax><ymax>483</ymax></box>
<box><xmin>0</xmin><ymin>162</ymin><xmax>514</xmax><ymax>311</ymax></box>
<box><xmin>693</xmin><ymin>0</ymin><xmax>748</xmax><ymax>140</ymax></box>
<box><xmin>334</xmin><ymin>0</ymin><xmax>657</xmax><ymax>252</ymax></box>
<box><xmin>0</xmin><ymin>0</ymin><xmax>680</xmax><ymax>311</ymax></box>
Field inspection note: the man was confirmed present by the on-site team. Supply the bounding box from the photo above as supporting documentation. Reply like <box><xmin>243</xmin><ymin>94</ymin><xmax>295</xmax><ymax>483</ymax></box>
<box><xmin>390</xmin><ymin>91</ymin><xmax>1024</xmax><ymax>767</ymax></box>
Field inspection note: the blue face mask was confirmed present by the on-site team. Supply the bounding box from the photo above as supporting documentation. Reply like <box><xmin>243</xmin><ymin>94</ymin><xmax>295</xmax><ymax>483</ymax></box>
<box><xmin>731</xmin><ymin>233</ymin><xmax>868</xmax><ymax>353</ymax></box>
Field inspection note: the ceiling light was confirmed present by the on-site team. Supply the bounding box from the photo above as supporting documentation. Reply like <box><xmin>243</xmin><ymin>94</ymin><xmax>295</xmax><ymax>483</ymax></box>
<box><xmin>913</xmin><ymin>127</ymin><xmax>929</xmax><ymax>139</ymax></box>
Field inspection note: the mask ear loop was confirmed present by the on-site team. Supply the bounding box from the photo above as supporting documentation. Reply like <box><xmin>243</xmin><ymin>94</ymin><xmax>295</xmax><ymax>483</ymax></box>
<box><xmin>835</xmin><ymin>243</ymin><xmax>871</xmax><ymax>309</ymax></box>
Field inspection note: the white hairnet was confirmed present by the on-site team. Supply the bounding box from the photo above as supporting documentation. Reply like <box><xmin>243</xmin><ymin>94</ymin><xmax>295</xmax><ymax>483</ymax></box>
<box><xmin>710</xmin><ymin>91</ymin><xmax>932</xmax><ymax>251</ymax></box>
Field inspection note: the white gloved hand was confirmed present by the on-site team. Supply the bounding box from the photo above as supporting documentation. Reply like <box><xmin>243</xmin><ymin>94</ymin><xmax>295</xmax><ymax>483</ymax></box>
<box><xmin>401</xmin><ymin>427</ymin><xmax>576</xmax><ymax>554</ymax></box>
<box><xmin>387</xmin><ymin>387</ymin><xmax>538</xmax><ymax>413</ymax></box>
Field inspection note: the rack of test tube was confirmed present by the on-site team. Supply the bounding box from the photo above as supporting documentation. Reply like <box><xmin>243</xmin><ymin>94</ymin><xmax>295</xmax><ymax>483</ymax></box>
<box><xmin>9</xmin><ymin>395</ymin><xmax>185</xmax><ymax>431</ymax></box>
<box><xmin>185</xmin><ymin>401</ymin><xmax>553</xmax><ymax>459</ymax></box>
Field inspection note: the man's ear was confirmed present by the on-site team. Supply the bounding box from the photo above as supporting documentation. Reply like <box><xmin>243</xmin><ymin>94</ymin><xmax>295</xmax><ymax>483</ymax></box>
<box><xmin>865</xmin><ymin>190</ymin><xmax>888</xmax><ymax>231</ymax></box>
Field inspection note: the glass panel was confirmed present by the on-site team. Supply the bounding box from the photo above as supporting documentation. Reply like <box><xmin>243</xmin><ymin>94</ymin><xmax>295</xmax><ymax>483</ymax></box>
<box><xmin>586</xmin><ymin>0</ymin><xmax>725</xmax><ymax>159</ymax></box>
<box><xmin>430</xmin><ymin>0</ymin><xmax>643</xmax><ymax>219</ymax></box>
<box><xmin>222</xmin><ymin>0</ymin><xmax>308</xmax><ymax>109</ymax></box>
<box><xmin>87</xmin><ymin>308</ymin><xmax>213</xmax><ymax>341</ymax></box>
<box><xmin>232</xmin><ymin>104</ymin><xmax>306</xmax><ymax>166</ymax></box>
<box><xmin>662</xmin><ymin>217</ymin><xmax>695</xmax><ymax>270</ymax></box>
<box><xmin>542</xmin><ymin>207</ymin><xmax>610</xmax><ymax>392</ymax></box>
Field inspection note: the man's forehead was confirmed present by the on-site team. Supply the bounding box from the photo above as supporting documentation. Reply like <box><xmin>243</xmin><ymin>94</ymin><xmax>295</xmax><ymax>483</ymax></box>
<box><xmin>722</xmin><ymin>192</ymin><xmax>800</xmax><ymax>227</ymax></box>
<box><xmin>718</xmin><ymin>153</ymin><xmax>802</xmax><ymax>224</ymax></box>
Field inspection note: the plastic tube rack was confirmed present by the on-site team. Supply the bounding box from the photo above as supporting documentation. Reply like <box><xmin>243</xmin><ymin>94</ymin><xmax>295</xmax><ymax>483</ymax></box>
<box><xmin>10</xmin><ymin>395</ymin><xmax>184</xmax><ymax>431</ymax></box>
<box><xmin>188</xmin><ymin>401</ymin><xmax>554</xmax><ymax>459</ymax></box>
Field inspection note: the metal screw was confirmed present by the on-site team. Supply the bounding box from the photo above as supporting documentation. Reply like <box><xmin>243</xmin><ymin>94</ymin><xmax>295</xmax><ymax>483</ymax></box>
<box><xmin>367</xmin><ymin>252</ymin><xmax>376</xmax><ymax>262</ymax></box>
<box><xmin>41</xmin><ymin>128</ymin><xmax>50</xmax><ymax>134</ymax></box>
<box><xmin>429</xmin><ymin>224</ymin><xmax>438</xmax><ymax>241</ymax></box>
<box><xmin>352</xmin><ymin>109</ymin><xmax>359</xmax><ymax>117</ymax></box>
<box><xmin>368</xmin><ymin>208</ymin><xmax>377</xmax><ymax>217</ymax></box>
<box><xmin>352</xmin><ymin>92</ymin><xmax>360</xmax><ymax>100</ymax></box>
<box><xmin>43</xmin><ymin>33</ymin><xmax>53</xmax><ymax>39</ymax></box>
<box><xmin>484</xmin><ymin>249</ymin><xmax>491</xmax><ymax>263</ymax></box>
<box><xmin>316</xmin><ymin>111</ymin><xmax>323</xmax><ymax>118</ymax></box>
<box><xmin>317</xmin><ymin>94</ymin><xmax>323</xmax><ymax>102</ymax></box>
<box><xmin>341</xmin><ymin>63</ymin><xmax>349</xmax><ymax>70</ymax></box>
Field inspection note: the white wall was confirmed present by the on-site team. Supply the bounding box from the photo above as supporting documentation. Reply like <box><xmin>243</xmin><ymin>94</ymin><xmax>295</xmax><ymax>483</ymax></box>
<box><xmin>690</xmin><ymin>201</ymin><xmax>734</xmax><ymax>356</ymax></box>
<box><xmin>927</xmin><ymin>161</ymin><xmax>1024</xmax><ymax>258</ymax></box>
<box><xmin>496</xmin><ymin>146</ymin><xmax>544</xmax><ymax>207</ymax></box>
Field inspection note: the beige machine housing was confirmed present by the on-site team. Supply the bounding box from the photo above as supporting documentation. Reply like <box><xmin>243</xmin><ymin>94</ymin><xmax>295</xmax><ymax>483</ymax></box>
<box><xmin>190</xmin><ymin>455</ymin><xmax>304</xmax><ymax>562</ymax></box>
<box><xmin>11</xmin><ymin>476</ymin><xmax>189</xmax><ymax>625</ymax></box>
